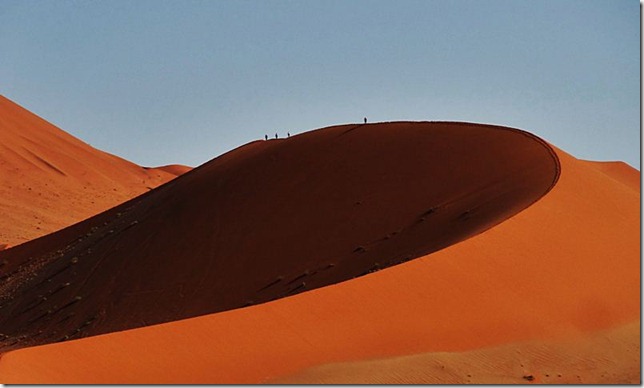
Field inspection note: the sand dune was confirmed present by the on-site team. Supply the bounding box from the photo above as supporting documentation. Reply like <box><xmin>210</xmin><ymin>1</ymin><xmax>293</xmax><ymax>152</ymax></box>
<box><xmin>0</xmin><ymin>122</ymin><xmax>559</xmax><ymax>352</ymax></box>
<box><xmin>0</xmin><ymin>113</ymin><xmax>638</xmax><ymax>383</ymax></box>
<box><xmin>0</xmin><ymin>96</ymin><xmax>186</xmax><ymax>247</ymax></box>
<box><xmin>150</xmin><ymin>164</ymin><xmax>193</xmax><ymax>176</ymax></box>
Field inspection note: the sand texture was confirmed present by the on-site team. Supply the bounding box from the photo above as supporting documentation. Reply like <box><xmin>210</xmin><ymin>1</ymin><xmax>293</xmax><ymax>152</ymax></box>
<box><xmin>271</xmin><ymin>321</ymin><xmax>640</xmax><ymax>384</ymax></box>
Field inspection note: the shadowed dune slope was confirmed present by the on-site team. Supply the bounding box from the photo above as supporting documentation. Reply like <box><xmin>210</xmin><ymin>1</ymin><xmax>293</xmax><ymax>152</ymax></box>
<box><xmin>0</xmin><ymin>122</ymin><xmax>559</xmax><ymax>353</ymax></box>
<box><xmin>0</xmin><ymin>128</ymin><xmax>637</xmax><ymax>384</ymax></box>
<box><xmin>0</xmin><ymin>96</ymin><xmax>183</xmax><ymax>247</ymax></box>
<box><xmin>0</xmin><ymin>141</ymin><xmax>637</xmax><ymax>384</ymax></box>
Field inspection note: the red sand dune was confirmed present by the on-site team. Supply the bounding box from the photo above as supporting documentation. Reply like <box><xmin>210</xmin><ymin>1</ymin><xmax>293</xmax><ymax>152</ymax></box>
<box><xmin>0</xmin><ymin>96</ymin><xmax>188</xmax><ymax>247</ymax></box>
<box><xmin>0</xmin><ymin>116</ymin><xmax>638</xmax><ymax>383</ymax></box>
<box><xmin>0</xmin><ymin>122</ymin><xmax>558</xmax><ymax>351</ymax></box>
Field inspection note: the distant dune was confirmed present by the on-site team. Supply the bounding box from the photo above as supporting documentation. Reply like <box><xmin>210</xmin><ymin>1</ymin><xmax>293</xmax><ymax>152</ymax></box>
<box><xmin>0</xmin><ymin>96</ymin><xmax>188</xmax><ymax>247</ymax></box>
<box><xmin>149</xmin><ymin>164</ymin><xmax>193</xmax><ymax>176</ymax></box>
<box><xmin>0</xmin><ymin>104</ymin><xmax>638</xmax><ymax>384</ymax></box>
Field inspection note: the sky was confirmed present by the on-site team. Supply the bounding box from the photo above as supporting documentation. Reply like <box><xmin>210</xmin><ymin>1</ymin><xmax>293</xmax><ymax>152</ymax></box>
<box><xmin>0</xmin><ymin>0</ymin><xmax>640</xmax><ymax>169</ymax></box>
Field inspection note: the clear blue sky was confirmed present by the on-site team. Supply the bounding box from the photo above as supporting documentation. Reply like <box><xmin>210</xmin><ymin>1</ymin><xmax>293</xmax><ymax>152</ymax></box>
<box><xmin>0</xmin><ymin>0</ymin><xmax>639</xmax><ymax>168</ymax></box>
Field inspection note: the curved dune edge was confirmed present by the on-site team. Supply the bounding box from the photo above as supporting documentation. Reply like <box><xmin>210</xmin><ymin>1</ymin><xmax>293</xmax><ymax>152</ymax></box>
<box><xmin>270</xmin><ymin>320</ymin><xmax>640</xmax><ymax>384</ymax></box>
<box><xmin>0</xmin><ymin>122</ymin><xmax>560</xmax><ymax>352</ymax></box>
<box><xmin>0</xmin><ymin>141</ymin><xmax>638</xmax><ymax>383</ymax></box>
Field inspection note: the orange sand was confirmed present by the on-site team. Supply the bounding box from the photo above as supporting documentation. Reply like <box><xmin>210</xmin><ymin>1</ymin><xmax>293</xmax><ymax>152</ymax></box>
<box><xmin>0</xmin><ymin>95</ymin><xmax>189</xmax><ymax>247</ymax></box>
<box><xmin>581</xmin><ymin>160</ymin><xmax>639</xmax><ymax>192</ymax></box>
<box><xmin>0</xmin><ymin>132</ymin><xmax>638</xmax><ymax>383</ymax></box>
<box><xmin>271</xmin><ymin>321</ymin><xmax>640</xmax><ymax>384</ymax></box>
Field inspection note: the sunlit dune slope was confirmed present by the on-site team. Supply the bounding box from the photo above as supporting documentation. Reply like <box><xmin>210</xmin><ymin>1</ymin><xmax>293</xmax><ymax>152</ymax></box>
<box><xmin>0</xmin><ymin>122</ymin><xmax>559</xmax><ymax>353</ymax></box>
<box><xmin>581</xmin><ymin>160</ymin><xmax>639</xmax><ymax>192</ymax></box>
<box><xmin>0</xmin><ymin>96</ymin><xmax>182</xmax><ymax>246</ymax></box>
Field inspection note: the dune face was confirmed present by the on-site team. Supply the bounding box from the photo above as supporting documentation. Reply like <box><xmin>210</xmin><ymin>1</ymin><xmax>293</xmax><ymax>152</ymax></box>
<box><xmin>0</xmin><ymin>122</ymin><xmax>559</xmax><ymax>353</ymax></box>
<box><xmin>0</xmin><ymin>96</ymin><xmax>182</xmax><ymax>247</ymax></box>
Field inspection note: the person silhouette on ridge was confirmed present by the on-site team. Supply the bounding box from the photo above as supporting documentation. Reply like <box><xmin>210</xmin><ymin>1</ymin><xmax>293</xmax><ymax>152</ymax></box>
<box><xmin>364</xmin><ymin>117</ymin><xmax>367</xmax><ymax>124</ymax></box>
<box><xmin>275</xmin><ymin>133</ymin><xmax>278</xmax><ymax>139</ymax></box>
<box><xmin>265</xmin><ymin>134</ymin><xmax>268</xmax><ymax>140</ymax></box>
